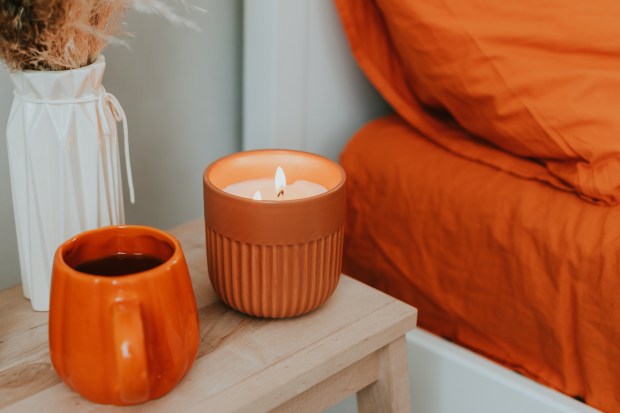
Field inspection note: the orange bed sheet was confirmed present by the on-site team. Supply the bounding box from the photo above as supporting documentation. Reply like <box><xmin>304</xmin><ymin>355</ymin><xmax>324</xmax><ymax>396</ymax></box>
<box><xmin>340</xmin><ymin>115</ymin><xmax>620</xmax><ymax>412</ymax></box>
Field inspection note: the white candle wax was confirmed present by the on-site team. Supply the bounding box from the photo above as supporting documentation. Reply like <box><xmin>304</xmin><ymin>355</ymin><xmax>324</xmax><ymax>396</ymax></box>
<box><xmin>224</xmin><ymin>178</ymin><xmax>327</xmax><ymax>200</ymax></box>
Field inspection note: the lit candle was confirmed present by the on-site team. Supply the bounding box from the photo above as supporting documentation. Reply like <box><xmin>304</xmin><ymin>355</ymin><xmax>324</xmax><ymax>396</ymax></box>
<box><xmin>203</xmin><ymin>149</ymin><xmax>346</xmax><ymax>318</ymax></box>
<box><xmin>223</xmin><ymin>166</ymin><xmax>327</xmax><ymax>201</ymax></box>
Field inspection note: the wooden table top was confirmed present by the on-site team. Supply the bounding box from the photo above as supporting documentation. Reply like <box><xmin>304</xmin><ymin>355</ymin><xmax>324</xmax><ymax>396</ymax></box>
<box><xmin>0</xmin><ymin>219</ymin><xmax>417</xmax><ymax>412</ymax></box>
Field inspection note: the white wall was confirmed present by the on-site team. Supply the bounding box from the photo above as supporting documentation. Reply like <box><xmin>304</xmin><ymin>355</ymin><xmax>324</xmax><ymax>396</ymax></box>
<box><xmin>0</xmin><ymin>0</ymin><xmax>242</xmax><ymax>290</ymax></box>
<box><xmin>243</xmin><ymin>0</ymin><xmax>390</xmax><ymax>159</ymax></box>
<box><xmin>0</xmin><ymin>73</ymin><xmax>18</xmax><ymax>290</ymax></box>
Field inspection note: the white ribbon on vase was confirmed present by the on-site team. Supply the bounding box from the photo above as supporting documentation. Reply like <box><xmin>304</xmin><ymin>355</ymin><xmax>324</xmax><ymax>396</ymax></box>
<box><xmin>13</xmin><ymin>87</ymin><xmax>136</xmax><ymax>204</ymax></box>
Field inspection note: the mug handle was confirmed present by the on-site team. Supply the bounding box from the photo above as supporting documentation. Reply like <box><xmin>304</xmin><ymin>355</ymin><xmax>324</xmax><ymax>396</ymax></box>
<box><xmin>112</xmin><ymin>299</ymin><xmax>150</xmax><ymax>404</ymax></box>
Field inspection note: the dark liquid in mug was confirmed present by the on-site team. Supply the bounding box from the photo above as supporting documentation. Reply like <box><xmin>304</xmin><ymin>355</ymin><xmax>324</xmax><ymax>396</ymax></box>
<box><xmin>74</xmin><ymin>253</ymin><xmax>164</xmax><ymax>276</ymax></box>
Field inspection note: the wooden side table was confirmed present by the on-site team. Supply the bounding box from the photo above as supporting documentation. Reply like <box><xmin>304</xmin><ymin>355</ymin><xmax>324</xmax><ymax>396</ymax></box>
<box><xmin>0</xmin><ymin>220</ymin><xmax>417</xmax><ymax>412</ymax></box>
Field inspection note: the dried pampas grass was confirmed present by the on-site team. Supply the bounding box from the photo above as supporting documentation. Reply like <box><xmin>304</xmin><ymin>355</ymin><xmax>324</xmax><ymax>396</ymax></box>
<box><xmin>0</xmin><ymin>0</ymin><xmax>199</xmax><ymax>71</ymax></box>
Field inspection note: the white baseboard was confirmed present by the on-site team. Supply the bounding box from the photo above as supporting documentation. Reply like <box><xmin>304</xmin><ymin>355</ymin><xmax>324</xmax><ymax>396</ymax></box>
<box><xmin>325</xmin><ymin>329</ymin><xmax>600</xmax><ymax>413</ymax></box>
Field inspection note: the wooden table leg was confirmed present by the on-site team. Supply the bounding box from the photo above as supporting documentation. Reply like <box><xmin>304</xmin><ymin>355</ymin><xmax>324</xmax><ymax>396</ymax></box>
<box><xmin>357</xmin><ymin>336</ymin><xmax>411</xmax><ymax>413</ymax></box>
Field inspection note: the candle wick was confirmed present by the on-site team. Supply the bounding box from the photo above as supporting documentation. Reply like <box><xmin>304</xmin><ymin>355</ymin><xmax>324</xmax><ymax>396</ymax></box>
<box><xmin>277</xmin><ymin>189</ymin><xmax>284</xmax><ymax>198</ymax></box>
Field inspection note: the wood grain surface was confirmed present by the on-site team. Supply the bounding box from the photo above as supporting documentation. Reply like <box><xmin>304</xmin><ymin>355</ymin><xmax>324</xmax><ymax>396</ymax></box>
<box><xmin>0</xmin><ymin>219</ymin><xmax>417</xmax><ymax>412</ymax></box>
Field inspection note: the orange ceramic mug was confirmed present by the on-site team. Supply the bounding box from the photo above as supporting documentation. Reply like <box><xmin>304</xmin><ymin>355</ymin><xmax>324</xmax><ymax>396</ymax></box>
<box><xmin>49</xmin><ymin>225</ymin><xmax>199</xmax><ymax>406</ymax></box>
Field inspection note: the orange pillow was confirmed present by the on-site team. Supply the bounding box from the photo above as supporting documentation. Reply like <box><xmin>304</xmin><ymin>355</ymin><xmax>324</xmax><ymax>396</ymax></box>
<box><xmin>335</xmin><ymin>0</ymin><xmax>620</xmax><ymax>205</ymax></box>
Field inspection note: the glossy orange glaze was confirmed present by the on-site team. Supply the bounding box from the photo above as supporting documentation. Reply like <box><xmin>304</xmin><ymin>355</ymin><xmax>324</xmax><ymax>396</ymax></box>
<box><xmin>49</xmin><ymin>225</ymin><xmax>199</xmax><ymax>406</ymax></box>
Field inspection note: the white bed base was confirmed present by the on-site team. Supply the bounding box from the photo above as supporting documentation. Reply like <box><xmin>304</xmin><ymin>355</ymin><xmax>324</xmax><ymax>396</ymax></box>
<box><xmin>327</xmin><ymin>329</ymin><xmax>599</xmax><ymax>413</ymax></box>
<box><xmin>242</xmin><ymin>1</ymin><xmax>600</xmax><ymax>412</ymax></box>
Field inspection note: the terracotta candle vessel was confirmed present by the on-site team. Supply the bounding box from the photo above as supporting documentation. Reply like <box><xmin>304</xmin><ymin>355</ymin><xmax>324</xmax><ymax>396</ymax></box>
<box><xmin>203</xmin><ymin>149</ymin><xmax>346</xmax><ymax>318</ymax></box>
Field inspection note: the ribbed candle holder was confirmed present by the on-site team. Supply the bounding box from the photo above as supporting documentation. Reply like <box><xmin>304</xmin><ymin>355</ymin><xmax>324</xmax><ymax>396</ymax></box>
<box><xmin>203</xmin><ymin>150</ymin><xmax>346</xmax><ymax>318</ymax></box>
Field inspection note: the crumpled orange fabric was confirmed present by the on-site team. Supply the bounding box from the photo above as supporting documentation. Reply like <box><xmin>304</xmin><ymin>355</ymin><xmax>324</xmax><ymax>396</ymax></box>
<box><xmin>341</xmin><ymin>115</ymin><xmax>620</xmax><ymax>412</ymax></box>
<box><xmin>335</xmin><ymin>0</ymin><xmax>620</xmax><ymax>205</ymax></box>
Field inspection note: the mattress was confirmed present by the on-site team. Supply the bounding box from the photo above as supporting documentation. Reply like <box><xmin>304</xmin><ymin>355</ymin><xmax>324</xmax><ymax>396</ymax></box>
<box><xmin>340</xmin><ymin>115</ymin><xmax>620</xmax><ymax>412</ymax></box>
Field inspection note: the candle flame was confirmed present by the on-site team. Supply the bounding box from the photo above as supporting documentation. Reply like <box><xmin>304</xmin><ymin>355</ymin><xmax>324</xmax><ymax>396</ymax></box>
<box><xmin>275</xmin><ymin>166</ymin><xmax>286</xmax><ymax>197</ymax></box>
<box><xmin>252</xmin><ymin>190</ymin><xmax>262</xmax><ymax>200</ymax></box>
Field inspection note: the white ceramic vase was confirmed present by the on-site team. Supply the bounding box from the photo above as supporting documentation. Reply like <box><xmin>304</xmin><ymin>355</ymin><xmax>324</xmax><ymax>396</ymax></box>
<box><xmin>6</xmin><ymin>55</ymin><xmax>134</xmax><ymax>311</ymax></box>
